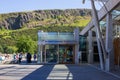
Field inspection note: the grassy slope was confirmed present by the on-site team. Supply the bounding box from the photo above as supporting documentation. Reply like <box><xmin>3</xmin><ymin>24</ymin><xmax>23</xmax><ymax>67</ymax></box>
<box><xmin>0</xmin><ymin>10</ymin><xmax>91</xmax><ymax>53</ymax></box>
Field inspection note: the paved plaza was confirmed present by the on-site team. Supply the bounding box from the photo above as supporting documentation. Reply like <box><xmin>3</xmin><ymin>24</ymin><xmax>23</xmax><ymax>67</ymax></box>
<box><xmin>0</xmin><ymin>64</ymin><xmax>120</xmax><ymax>80</ymax></box>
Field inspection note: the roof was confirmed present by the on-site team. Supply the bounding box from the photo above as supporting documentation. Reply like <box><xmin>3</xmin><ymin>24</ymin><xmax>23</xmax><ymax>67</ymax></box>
<box><xmin>80</xmin><ymin>0</ymin><xmax>120</xmax><ymax>35</ymax></box>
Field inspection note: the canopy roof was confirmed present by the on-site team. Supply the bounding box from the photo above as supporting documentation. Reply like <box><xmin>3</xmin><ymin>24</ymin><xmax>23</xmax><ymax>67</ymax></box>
<box><xmin>80</xmin><ymin>0</ymin><xmax>120</xmax><ymax>35</ymax></box>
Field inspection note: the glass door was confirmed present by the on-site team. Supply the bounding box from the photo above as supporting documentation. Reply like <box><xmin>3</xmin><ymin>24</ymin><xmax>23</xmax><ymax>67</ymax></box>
<box><xmin>59</xmin><ymin>45</ymin><xmax>74</xmax><ymax>64</ymax></box>
<box><xmin>46</xmin><ymin>45</ymin><xmax>58</xmax><ymax>63</ymax></box>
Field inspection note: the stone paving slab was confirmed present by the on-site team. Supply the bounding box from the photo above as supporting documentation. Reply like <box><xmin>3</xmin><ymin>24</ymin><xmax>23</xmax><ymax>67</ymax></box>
<box><xmin>0</xmin><ymin>64</ymin><xmax>120</xmax><ymax>80</ymax></box>
<box><xmin>47</xmin><ymin>65</ymin><xmax>73</xmax><ymax>80</ymax></box>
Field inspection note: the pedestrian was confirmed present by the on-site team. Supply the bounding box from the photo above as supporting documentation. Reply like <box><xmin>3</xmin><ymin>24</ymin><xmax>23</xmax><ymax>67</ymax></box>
<box><xmin>15</xmin><ymin>54</ymin><xmax>19</xmax><ymax>63</ymax></box>
<box><xmin>33</xmin><ymin>53</ymin><xmax>37</xmax><ymax>61</ymax></box>
<box><xmin>18</xmin><ymin>53</ymin><xmax>22</xmax><ymax>63</ymax></box>
<box><xmin>12</xmin><ymin>53</ymin><xmax>16</xmax><ymax>63</ymax></box>
<box><xmin>26</xmin><ymin>53</ymin><xmax>31</xmax><ymax>63</ymax></box>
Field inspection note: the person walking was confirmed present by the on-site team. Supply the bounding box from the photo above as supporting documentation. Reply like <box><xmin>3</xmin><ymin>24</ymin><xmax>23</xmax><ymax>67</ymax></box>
<box><xmin>18</xmin><ymin>53</ymin><xmax>22</xmax><ymax>64</ymax></box>
<box><xmin>26</xmin><ymin>53</ymin><xmax>31</xmax><ymax>63</ymax></box>
<box><xmin>33</xmin><ymin>53</ymin><xmax>37</xmax><ymax>61</ymax></box>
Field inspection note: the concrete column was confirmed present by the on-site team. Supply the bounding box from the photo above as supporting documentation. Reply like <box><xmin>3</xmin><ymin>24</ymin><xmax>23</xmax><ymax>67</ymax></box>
<box><xmin>57</xmin><ymin>45</ymin><xmax>59</xmax><ymax>63</ymax></box>
<box><xmin>88</xmin><ymin>30</ymin><xmax>93</xmax><ymax>64</ymax></box>
<box><xmin>38</xmin><ymin>30</ymin><xmax>43</xmax><ymax>63</ymax></box>
<box><xmin>44</xmin><ymin>45</ymin><xmax>46</xmax><ymax>63</ymax></box>
<box><xmin>105</xmin><ymin>12</ymin><xmax>114</xmax><ymax>71</ymax></box>
<box><xmin>74</xmin><ymin>28</ymin><xmax>79</xmax><ymax>64</ymax></box>
<box><xmin>40</xmin><ymin>45</ymin><xmax>43</xmax><ymax>63</ymax></box>
<box><xmin>75</xmin><ymin>44</ymin><xmax>79</xmax><ymax>64</ymax></box>
<box><xmin>37</xmin><ymin>44</ymin><xmax>41</xmax><ymax>63</ymax></box>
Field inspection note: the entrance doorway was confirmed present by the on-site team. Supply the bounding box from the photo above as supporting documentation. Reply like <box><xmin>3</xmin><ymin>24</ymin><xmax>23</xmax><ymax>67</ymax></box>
<box><xmin>46</xmin><ymin>45</ymin><xmax>58</xmax><ymax>63</ymax></box>
<box><xmin>43</xmin><ymin>45</ymin><xmax>74</xmax><ymax>64</ymax></box>
<box><xmin>59</xmin><ymin>45</ymin><xmax>74</xmax><ymax>64</ymax></box>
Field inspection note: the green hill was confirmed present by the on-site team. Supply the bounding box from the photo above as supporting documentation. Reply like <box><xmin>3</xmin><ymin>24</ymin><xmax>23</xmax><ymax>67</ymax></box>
<box><xmin>0</xmin><ymin>9</ymin><xmax>91</xmax><ymax>54</ymax></box>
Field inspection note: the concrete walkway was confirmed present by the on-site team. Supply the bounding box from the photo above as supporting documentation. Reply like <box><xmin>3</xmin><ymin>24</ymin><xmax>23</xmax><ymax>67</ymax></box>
<box><xmin>0</xmin><ymin>64</ymin><xmax>120</xmax><ymax>80</ymax></box>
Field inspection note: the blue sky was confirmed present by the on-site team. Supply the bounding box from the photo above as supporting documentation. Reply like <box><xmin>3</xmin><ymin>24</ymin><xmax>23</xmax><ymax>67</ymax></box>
<box><xmin>0</xmin><ymin>0</ymin><xmax>101</xmax><ymax>14</ymax></box>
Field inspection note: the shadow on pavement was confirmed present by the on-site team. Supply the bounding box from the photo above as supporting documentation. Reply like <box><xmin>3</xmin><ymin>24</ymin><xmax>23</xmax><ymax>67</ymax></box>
<box><xmin>19</xmin><ymin>60</ymin><xmax>37</xmax><ymax>65</ymax></box>
<box><xmin>21</xmin><ymin>64</ymin><xmax>55</xmax><ymax>80</ymax></box>
<box><xmin>66</xmin><ymin>64</ymin><xmax>120</xmax><ymax>80</ymax></box>
<box><xmin>66</xmin><ymin>64</ymin><xmax>87</xmax><ymax>80</ymax></box>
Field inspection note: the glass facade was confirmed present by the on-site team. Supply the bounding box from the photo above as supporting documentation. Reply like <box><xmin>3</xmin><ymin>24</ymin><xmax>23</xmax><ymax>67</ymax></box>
<box><xmin>112</xmin><ymin>8</ymin><xmax>120</xmax><ymax>65</ymax></box>
<box><xmin>38</xmin><ymin>32</ymin><xmax>75</xmax><ymax>42</ymax></box>
<box><xmin>45</xmin><ymin>45</ymin><xmax>58</xmax><ymax>63</ymax></box>
<box><xmin>59</xmin><ymin>45</ymin><xmax>74</xmax><ymax>63</ymax></box>
<box><xmin>44</xmin><ymin>45</ymin><xmax>74</xmax><ymax>64</ymax></box>
<box><xmin>79</xmin><ymin>35</ymin><xmax>87</xmax><ymax>62</ymax></box>
<box><xmin>38</xmin><ymin>28</ymin><xmax>79</xmax><ymax>64</ymax></box>
<box><xmin>88</xmin><ymin>6</ymin><xmax>120</xmax><ymax>65</ymax></box>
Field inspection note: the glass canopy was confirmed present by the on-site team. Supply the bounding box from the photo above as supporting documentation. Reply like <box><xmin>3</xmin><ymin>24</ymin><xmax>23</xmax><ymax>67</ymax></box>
<box><xmin>38</xmin><ymin>31</ymin><xmax>75</xmax><ymax>41</ymax></box>
<box><xmin>38</xmin><ymin>31</ymin><xmax>77</xmax><ymax>45</ymax></box>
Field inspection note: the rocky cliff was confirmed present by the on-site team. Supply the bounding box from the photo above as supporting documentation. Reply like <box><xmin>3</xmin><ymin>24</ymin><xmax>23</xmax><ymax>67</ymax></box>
<box><xmin>0</xmin><ymin>9</ymin><xmax>91</xmax><ymax>30</ymax></box>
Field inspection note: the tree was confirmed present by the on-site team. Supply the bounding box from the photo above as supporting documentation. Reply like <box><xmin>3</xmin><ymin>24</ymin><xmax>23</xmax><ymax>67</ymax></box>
<box><xmin>6</xmin><ymin>47</ymin><xmax>14</xmax><ymax>54</ymax></box>
<box><xmin>16</xmin><ymin>35</ymin><xmax>37</xmax><ymax>54</ymax></box>
<box><xmin>6</xmin><ymin>46</ymin><xmax>18</xmax><ymax>54</ymax></box>
<box><xmin>0</xmin><ymin>45</ymin><xmax>4</xmax><ymax>53</ymax></box>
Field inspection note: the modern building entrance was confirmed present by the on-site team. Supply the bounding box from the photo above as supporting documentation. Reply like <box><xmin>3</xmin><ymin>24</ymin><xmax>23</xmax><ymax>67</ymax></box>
<box><xmin>38</xmin><ymin>28</ymin><xmax>79</xmax><ymax>64</ymax></box>
<box><xmin>42</xmin><ymin>44</ymin><xmax>75</xmax><ymax>64</ymax></box>
<box><xmin>45</xmin><ymin>45</ymin><xmax>58</xmax><ymax>63</ymax></box>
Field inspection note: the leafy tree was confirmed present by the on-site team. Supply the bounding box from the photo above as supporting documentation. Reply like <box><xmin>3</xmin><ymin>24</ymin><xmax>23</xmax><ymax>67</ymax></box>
<box><xmin>7</xmin><ymin>46</ymin><xmax>18</xmax><ymax>54</ymax></box>
<box><xmin>6</xmin><ymin>47</ymin><xmax>14</xmax><ymax>54</ymax></box>
<box><xmin>0</xmin><ymin>45</ymin><xmax>4</xmax><ymax>53</ymax></box>
<box><xmin>0</xmin><ymin>45</ymin><xmax>16</xmax><ymax>54</ymax></box>
<box><xmin>2</xmin><ymin>44</ymin><xmax>8</xmax><ymax>53</ymax></box>
<box><xmin>16</xmin><ymin>35</ymin><xmax>37</xmax><ymax>54</ymax></box>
